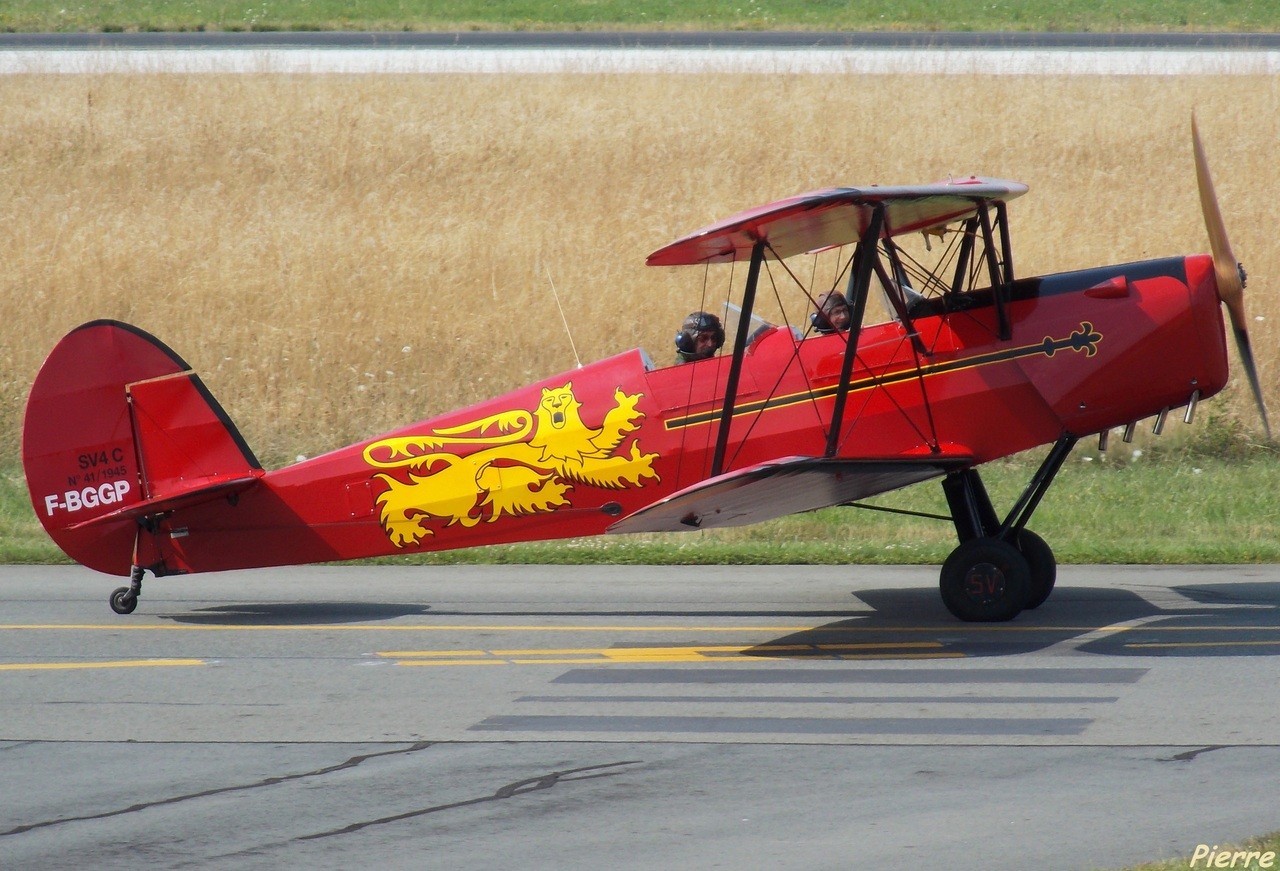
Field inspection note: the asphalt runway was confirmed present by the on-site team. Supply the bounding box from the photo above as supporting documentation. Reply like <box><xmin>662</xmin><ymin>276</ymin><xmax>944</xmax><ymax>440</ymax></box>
<box><xmin>3</xmin><ymin>563</ymin><xmax>1280</xmax><ymax>869</ymax></box>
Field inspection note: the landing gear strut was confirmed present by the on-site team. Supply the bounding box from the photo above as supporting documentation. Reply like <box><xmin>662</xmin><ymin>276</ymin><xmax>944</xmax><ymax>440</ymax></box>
<box><xmin>109</xmin><ymin>566</ymin><xmax>144</xmax><ymax>615</ymax></box>
<box><xmin>938</xmin><ymin>435</ymin><xmax>1075</xmax><ymax>621</ymax></box>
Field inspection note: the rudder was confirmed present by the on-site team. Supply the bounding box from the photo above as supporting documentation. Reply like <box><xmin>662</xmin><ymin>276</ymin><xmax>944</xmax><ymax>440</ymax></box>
<box><xmin>22</xmin><ymin>320</ymin><xmax>261</xmax><ymax>575</ymax></box>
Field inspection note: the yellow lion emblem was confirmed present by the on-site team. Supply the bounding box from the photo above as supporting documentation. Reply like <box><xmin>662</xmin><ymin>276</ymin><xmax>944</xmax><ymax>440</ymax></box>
<box><xmin>363</xmin><ymin>383</ymin><xmax>659</xmax><ymax>547</ymax></box>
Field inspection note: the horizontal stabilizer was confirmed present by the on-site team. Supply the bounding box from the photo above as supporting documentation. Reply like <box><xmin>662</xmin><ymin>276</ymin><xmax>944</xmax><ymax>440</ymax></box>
<box><xmin>66</xmin><ymin>475</ymin><xmax>261</xmax><ymax>532</ymax></box>
<box><xmin>608</xmin><ymin>455</ymin><xmax>970</xmax><ymax>534</ymax></box>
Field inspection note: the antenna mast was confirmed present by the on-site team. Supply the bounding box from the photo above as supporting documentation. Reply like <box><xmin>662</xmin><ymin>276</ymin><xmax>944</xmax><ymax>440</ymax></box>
<box><xmin>545</xmin><ymin>267</ymin><xmax>583</xmax><ymax>369</ymax></box>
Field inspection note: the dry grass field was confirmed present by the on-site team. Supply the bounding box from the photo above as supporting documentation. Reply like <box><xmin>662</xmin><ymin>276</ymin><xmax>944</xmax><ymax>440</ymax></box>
<box><xmin>1</xmin><ymin>73</ymin><xmax>1277</xmax><ymax>469</ymax></box>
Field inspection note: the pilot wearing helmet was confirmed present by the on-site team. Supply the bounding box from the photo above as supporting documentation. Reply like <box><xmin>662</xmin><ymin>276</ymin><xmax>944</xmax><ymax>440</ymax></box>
<box><xmin>675</xmin><ymin>311</ymin><xmax>725</xmax><ymax>364</ymax></box>
<box><xmin>811</xmin><ymin>291</ymin><xmax>851</xmax><ymax>333</ymax></box>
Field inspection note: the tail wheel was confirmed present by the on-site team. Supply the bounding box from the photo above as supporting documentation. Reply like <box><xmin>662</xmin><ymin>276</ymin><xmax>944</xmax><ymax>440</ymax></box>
<box><xmin>1016</xmin><ymin>529</ymin><xmax>1057</xmax><ymax>610</ymax></box>
<box><xmin>940</xmin><ymin>537</ymin><xmax>1030</xmax><ymax>622</ymax></box>
<box><xmin>109</xmin><ymin>587</ymin><xmax>138</xmax><ymax>615</ymax></box>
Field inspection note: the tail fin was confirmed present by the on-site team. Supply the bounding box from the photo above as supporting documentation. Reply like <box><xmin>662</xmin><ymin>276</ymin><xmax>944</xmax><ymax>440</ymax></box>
<box><xmin>22</xmin><ymin>320</ymin><xmax>262</xmax><ymax>575</ymax></box>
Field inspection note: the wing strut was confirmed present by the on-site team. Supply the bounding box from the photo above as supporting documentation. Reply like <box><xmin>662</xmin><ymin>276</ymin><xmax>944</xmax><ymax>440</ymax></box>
<box><xmin>710</xmin><ymin>238</ymin><xmax>765</xmax><ymax>477</ymax></box>
<box><xmin>825</xmin><ymin>203</ymin><xmax>885</xmax><ymax>457</ymax></box>
<box><xmin>949</xmin><ymin>216</ymin><xmax>979</xmax><ymax>296</ymax></box>
<box><xmin>993</xmin><ymin>200</ymin><xmax>1015</xmax><ymax>284</ymax></box>
<box><xmin>977</xmin><ymin>204</ymin><xmax>1011</xmax><ymax>341</ymax></box>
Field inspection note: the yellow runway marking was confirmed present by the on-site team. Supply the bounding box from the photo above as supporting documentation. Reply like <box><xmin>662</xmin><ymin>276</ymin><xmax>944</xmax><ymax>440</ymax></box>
<box><xmin>383</xmin><ymin>641</ymin><xmax>945</xmax><ymax>657</ymax></box>
<box><xmin>381</xmin><ymin>642</ymin><xmax>964</xmax><ymax>666</ymax></box>
<box><xmin>0</xmin><ymin>658</ymin><xmax>204</xmax><ymax>672</ymax></box>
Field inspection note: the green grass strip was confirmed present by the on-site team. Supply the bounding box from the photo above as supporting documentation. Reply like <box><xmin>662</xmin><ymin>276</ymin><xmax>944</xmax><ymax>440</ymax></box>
<box><xmin>1</xmin><ymin>0</ymin><xmax>1278</xmax><ymax>34</ymax></box>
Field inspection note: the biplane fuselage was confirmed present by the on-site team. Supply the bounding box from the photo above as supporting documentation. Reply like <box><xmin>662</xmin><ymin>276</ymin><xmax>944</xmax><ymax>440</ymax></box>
<box><xmin>24</xmin><ymin>254</ymin><xmax>1227</xmax><ymax>578</ymax></box>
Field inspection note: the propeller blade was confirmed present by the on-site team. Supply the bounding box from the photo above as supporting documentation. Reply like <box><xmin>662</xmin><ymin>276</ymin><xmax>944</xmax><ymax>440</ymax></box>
<box><xmin>1232</xmin><ymin>324</ymin><xmax>1272</xmax><ymax>438</ymax></box>
<box><xmin>1192</xmin><ymin>114</ymin><xmax>1271</xmax><ymax>439</ymax></box>
<box><xmin>1192</xmin><ymin>115</ymin><xmax>1245</xmax><ymax>327</ymax></box>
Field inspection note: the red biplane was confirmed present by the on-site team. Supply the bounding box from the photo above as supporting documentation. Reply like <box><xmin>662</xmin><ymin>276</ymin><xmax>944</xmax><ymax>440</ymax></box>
<box><xmin>22</xmin><ymin>121</ymin><xmax>1269</xmax><ymax>621</ymax></box>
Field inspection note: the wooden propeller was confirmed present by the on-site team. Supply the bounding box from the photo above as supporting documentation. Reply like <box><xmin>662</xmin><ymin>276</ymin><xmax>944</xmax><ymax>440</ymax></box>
<box><xmin>1192</xmin><ymin>114</ymin><xmax>1271</xmax><ymax>438</ymax></box>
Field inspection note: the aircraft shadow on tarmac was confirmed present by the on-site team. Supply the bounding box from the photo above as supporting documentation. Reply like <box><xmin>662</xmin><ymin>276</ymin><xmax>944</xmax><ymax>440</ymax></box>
<box><xmin>162</xmin><ymin>603</ymin><xmax>862</xmax><ymax>625</ymax></box>
<box><xmin>155</xmin><ymin>580</ymin><xmax>1280</xmax><ymax>660</ymax></box>
<box><xmin>164</xmin><ymin>602</ymin><xmax>434</xmax><ymax>625</ymax></box>
<box><xmin>744</xmin><ymin>581</ymin><xmax>1280</xmax><ymax>660</ymax></box>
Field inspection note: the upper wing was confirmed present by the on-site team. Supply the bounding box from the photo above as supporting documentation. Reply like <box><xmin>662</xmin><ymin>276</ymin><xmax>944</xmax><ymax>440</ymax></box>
<box><xmin>606</xmin><ymin>454</ymin><xmax>971</xmax><ymax>534</ymax></box>
<box><xmin>646</xmin><ymin>178</ymin><xmax>1027</xmax><ymax>267</ymax></box>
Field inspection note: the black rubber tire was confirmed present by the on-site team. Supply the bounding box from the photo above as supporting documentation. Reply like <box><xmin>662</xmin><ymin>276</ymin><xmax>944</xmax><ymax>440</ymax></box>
<box><xmin>109</xmin><ymin>587</ymin><xmax>138</xmax><ymax>615</ymax></box>
<box><xmin>939</xmin><ymin>537</ymin><xmax>1031</xmax><ymax>622</ymax></box>
<box><xmin>1016</xmin><ymin>529</ymin><xmax>1057</xmax><ymax>610</ymax></box>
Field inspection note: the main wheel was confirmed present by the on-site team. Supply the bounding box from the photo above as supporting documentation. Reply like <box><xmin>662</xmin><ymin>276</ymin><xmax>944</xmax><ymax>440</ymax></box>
<box><xmin>109</xmin><ymin>587</ymin><xmax>138</xmax><ymax>615</ymax></box>
<box><xmin>1016</xmin><ymin>529</ymin><xmax>1056</xmax><ymax>610</ymax></box>
<box><xmin>939</xmin><ymin>537</ymin><xmax>1030</xmax><ymax>622</ymax></box>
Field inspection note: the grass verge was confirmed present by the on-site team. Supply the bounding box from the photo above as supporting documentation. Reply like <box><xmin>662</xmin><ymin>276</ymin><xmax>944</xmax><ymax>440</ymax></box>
<box><xmin>1</xmin><ymin>0</ymin><xmax>1278</xmax><ymax>34</ymax></box>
